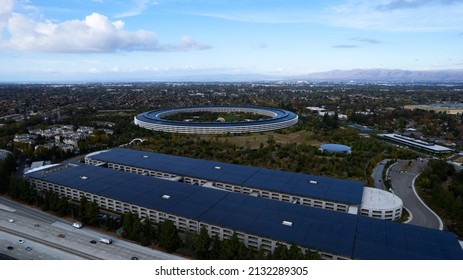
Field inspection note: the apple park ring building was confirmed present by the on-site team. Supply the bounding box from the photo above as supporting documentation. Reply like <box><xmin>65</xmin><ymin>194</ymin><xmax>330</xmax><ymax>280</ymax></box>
<box><xmin>134</xmin><ymin>106</ymin><xmax>299</xmax><ymax>134</ymax></box>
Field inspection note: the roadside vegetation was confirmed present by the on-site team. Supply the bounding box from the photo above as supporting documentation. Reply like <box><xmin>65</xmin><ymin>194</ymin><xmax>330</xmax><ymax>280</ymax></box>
<box><xmin>415</xmin><ymin>160</ymin><xmax>463</xmax><ymax>238</ymax></box>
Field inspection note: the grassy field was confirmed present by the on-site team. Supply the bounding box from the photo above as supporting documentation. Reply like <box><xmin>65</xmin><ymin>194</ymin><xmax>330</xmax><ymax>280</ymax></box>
<box><xmin>202</xmin><ymin>130</ymin><xmax>323</xmax><ymax>149</ymax></box>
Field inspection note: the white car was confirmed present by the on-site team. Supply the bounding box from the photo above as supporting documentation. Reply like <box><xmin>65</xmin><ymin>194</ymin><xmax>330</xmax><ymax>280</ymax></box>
<box><xmin>8</xmin><ymin>219</ymin><xmax>14</xmax><ymax>223</ymax></box>
<box><xmin>72</xmin><ymin>222</ymin><xmax>83</xmax><ymax>229</ymax></box>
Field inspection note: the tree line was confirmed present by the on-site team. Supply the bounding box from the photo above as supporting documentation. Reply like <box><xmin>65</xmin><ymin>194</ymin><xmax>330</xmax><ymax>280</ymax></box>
<box><xmin>118</xmin><ymin>212</ymin><xmax>321</xmax><ymax>260</ymax></box>
<box><xmin>415</xmin><ymin>159</ymin><xmax>463</xmax><ymax>238</ymax></box>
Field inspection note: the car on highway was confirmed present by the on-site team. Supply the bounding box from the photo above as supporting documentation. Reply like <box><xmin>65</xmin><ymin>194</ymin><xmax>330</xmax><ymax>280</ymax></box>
<box><xmin>72</xmin><ymin>222</ymin><xmax>83</xmax><ymax>229</ymax></box>
<box><xmin>7</xmin><ymin>246</ymin><xmax>14</xmax><ymax>250</ymax></box>
<box><xmin>89</xmin><ymin>240</ymin><xmax>97</xmax><ymax>244</ymax></box>
<box><xmin>8</xmin><ymin>219</ymin><xmax>14</xmax><ymax>223</ymax></box>
<box><xmin>18</xmin><ymin>239</ymin><xmax>25</xmax><ymax>244</ymax></box>
<box><xmin>25</xmin><ymin>246</ymin><xmax>32</xmax><ymax>251</ymax></box>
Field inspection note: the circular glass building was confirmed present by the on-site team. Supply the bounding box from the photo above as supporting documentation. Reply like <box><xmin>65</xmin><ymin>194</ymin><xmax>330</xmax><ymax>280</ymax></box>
<box><xmin>134</xmin><ymin>106</ymin><xmax>298</xmax><ymax>134</ymax></box>
<box><xmin>319</xmin><ymin>144</ymin><xmax>352</xmax><ymax>154</ymax></box>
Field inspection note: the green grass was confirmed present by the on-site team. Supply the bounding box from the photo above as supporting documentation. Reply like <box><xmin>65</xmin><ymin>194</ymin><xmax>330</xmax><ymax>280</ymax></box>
<box><xmin>201</xmin><ymin>130</ymin><xmax>323</xmax><ymax>149</ymax></box>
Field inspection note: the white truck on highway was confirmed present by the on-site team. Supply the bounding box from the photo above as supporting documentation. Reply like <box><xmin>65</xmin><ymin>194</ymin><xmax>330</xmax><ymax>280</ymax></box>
<box><xmin>99</xmin><ymin>237</ymin><xmax>112</xmax><ymax>244</ymax></box>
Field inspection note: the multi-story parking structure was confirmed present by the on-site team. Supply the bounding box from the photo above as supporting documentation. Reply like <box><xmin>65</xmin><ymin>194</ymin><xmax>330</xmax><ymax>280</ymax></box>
<box><xmin>379</xmin><ymin>133</ymin><xmax>453</xmax><ymax>154</ymax></box>
<box><xmin>85</xmin><ymin>148</ymin><xmax>403</xmax><ymax>221</ymax></box>
<box><xmin>133</xmin><ymin>106</ymin><xmax>299</xmax><ymax>134</ymax></box>
<box><xmin>24</xmin><ymin>163</ymin><xmax>463</xmax><ymax>260</ymax></box>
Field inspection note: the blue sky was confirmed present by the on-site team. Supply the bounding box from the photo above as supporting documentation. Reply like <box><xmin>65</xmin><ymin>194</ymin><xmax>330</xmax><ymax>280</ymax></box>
<box><xmin>0</xmin><ymin>0</ymin><xmax>462</xmax><ymax>81</ymax></box>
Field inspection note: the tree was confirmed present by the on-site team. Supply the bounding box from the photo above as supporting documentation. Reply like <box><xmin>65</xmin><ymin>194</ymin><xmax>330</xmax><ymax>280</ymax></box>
<box><xmin>2</xmin><ymin>154</ymin><xmax>16</xmax><ymax>174</ymax></box>
<box><xmin>77</xmin><ymin>197</ymin><xmax>99</xmax><ymax>225</ymax></box>
<box><xmin>255</xmin><ymin>247</ymin><xmax>269</xmax><ymax>260</ymax></box>
<box><xmin>219</xmin><ymin>232</ymin><xmax>248</xmax><ymax>259</ymax></box>
<box><xmin>288</xmin><ymin>243</ymin><xmax>304</xmax><ymax>259</ymax></box>
<box><xmin>78</xmin><ymin>196</ymin><xmax>88</xmax><ymax>221</ymax></box>
<box><xmin>122</xmin><ymin>212</ymin><xmax>136</xmax><ymax>239</ymax></box>
<box><xmin>271</xmin><ymin>243</ymin><xmax>289</xmax><ymax>259</ymax></box>
<box><xmin>56</xmin><ymin>196</ymin><xmax>69</xmax><ymax>216</ymax></box>
<box><xmin>193</xmin><ymin>227</ymin><xmax>211</xmax><ymax>259</ymax></box>
<box><xmin>0</xmin><ymin>165</ymin><xmax>8</xmax><ymax>193</ymax></box>
<box><xmin>209</xmin><ymin>235</ymin><xmax>222</xmax><ymax>259</ymax></box>
<box><xmin>304</xmin><ymin>249</ymin><xmax>321</xmax><ymax>260</ymax></box>
<box><xmin>158</xmin><ymin>220</ymin><xmax>181</xmax><ymax>253</ymax></box>
<box><xmin>142</xmin><ymin>218</ymin><xmax>155</xmax><ymax>245</ymax></box>
<box><xmin>86</xmin><ymin>201</ymin><xmax>99</xmax><ymax>226</ymax></box>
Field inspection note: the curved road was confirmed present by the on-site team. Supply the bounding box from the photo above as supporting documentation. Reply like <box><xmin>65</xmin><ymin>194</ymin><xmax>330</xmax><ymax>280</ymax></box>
<box><xmin>371</xmin><ymin>159</ymin><xmax>388</xmax><ymax>190</ymax></box>
<box><xmin>387</xmin><ymin>159</ymin><xmax>442</xmax><ymax>229</ymax></box>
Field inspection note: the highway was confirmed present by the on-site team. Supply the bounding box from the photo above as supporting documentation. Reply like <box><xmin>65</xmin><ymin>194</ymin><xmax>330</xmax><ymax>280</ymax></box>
<box><xmin>0</xmin><ymin>196</ymin><xmax>185</xmax><ymax>260</ymax></box>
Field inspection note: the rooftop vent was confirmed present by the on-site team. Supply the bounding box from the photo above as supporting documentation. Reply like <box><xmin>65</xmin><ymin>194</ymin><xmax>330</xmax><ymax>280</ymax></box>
<box><xmin>80</xmin><ymin>176</ymin><xmax>88</xmax><ymax>180</ymax></box>
<box><xmin>309</xmin><ymin>180</ymin><xmax>318</xmax><ymax>184</ymax></box>
<box><xmin>282</xmin><ymin>220</ymin><xmax>293</xmax><ymax>227</ymax></box>
<box><xmin>162</xmin><ymin>195</ymin><xmax>171</xmax><ymax>199</ymax></box>
<box><xmin>214</xmin><ymin>166</ymin><xmax>221</xmax><ymax>170</ymax></box>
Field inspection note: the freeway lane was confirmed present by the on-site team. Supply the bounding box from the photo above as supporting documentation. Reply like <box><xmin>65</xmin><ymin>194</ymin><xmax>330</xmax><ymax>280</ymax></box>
<box><xmin>0</xmin><ymin>196</ymin><xmax>61</xmax><ymax>224</ymax></box>
<box><xmin>0</xmin><ymin>196</ymin><xmax>185</xmax><ymax>260</ymax></box>
<box><xmin>0</xmin><ymin>226</ymin><xmax>91</xmax><ymax>260</ymax></box>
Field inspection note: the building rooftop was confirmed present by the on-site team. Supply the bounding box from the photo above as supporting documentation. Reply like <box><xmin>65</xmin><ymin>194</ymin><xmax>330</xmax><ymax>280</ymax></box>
<box><xmin>379</xmin><ymin>133</ymin><xmax>453</xmax><ymax>153</ymax></box>
<box><xmin>87</xmin><ymin>148</ymin><xmax>365</xmax><ymax>205</ymax></box>
<box><xmin>320</xmin><ymin>143</ymin><xmax>352</xmax><ymax>153</ymax></box>
<box><xmin>135</xmin><ymin>106</ymin><xmax>298</xmax><ymax>128</ymax></box>
<box><xmin>26</xmin><ymin>163</ymin><xmax>463</xmax><ymax>260</ymax></box>
<box><xmin>361</xmin><ymin>188</ymin><xmax>403</xmax><ymax>211</ymax></box>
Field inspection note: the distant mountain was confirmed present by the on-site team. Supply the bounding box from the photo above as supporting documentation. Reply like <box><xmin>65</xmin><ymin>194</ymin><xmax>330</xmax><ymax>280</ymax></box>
<box><xmin>5</xmin><ymin>68</ymin><xmax>461</xmax><ymax>83</ymax></box>
<box><xmin>148</xmin><ymin>69</ymin><xmax>463</xmax><ymax>83</ymax></box>
<box><xmin>298</xmin><ymin>69</ymin><xmax>463</xmax><ymax>83</ymax></box>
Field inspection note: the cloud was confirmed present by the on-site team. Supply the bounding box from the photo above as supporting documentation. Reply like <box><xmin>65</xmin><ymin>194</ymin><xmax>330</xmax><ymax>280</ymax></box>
<box><xmin>115</xmin><ymin>0</ymin><xmax>156</xmax><ymax>18</ymax></box>
<box><xmin>377</xmin><ymin>0</ymin><xmax>463</xmax><ymax>11</ymax></box>
<box><xmin>333</xmin><ymin>37</ymin><xmax>380</xmax><ymax>49</ymax></box>
<box><xmin>3</xmin><ymin>12</ymin><xmax>159</xmax><ymax>52</ymax></box>
<box><xmin>179</xmin><ymin>1</ymin><xmax>463</xmax><ymax>32</ymax></box>
<box><xmin>0</xmin><ymin>4</ymin><xmax>210</xmax><ymax>53</ymax></box>
<box><xmin>163</xmin><ymin>36</ymin><xmax>211</xmax><ymax>52</ymax></box>
<box><xmin>350</xmin><ymin>37</ymin><xmax>381</xmax><ymax>44</ymax></box>
<box><xmin>332</xmin><ymin>45</ymin><xmax>359</xmax><ymax>48</ymax></box>
<box><xmin>326</xmin><ymin>1</ymin><xmax>463</xmax><ymax>31</ymax></box>
<box><xmin>0</xmin><ymin>0</ymin><xmax>13</xmax><ymax>15</ymax></box>
<box><xmin>257</xmin><ymin>42</ymin><xmax>268</xmax><ymax>49</ymax></box>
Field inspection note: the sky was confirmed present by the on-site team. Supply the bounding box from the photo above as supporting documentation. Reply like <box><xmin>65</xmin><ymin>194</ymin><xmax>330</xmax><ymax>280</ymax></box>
<box><xmin>0</xmin><ymin>0</ymin><xmax>462</xmax><ymax>81</ymax></box>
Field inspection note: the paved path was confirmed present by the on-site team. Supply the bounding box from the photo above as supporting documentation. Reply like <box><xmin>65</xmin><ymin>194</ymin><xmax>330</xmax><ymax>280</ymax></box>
<box><xmin>388</xmin><ymin>159</ymin><xmax>442</xmax><ymax>229</ymax></box>
<box><xmin>371</xmin><ymin>159</ymin><xmax>388</xmax><ymax>190</ymax></box>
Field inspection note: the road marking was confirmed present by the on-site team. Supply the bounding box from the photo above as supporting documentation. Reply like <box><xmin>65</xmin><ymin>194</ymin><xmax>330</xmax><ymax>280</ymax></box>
<box><xmin>0</xmin><ymin>204</ymin><xmax>16</xmax><ymax>212</ymax></box>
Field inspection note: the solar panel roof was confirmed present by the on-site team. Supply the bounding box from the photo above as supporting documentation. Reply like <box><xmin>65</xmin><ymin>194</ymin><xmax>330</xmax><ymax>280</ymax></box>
<box><xmin>88</xmin><ymin>148</ymin><xmax>365</xmax><ymax>205</ymax></box>
<box><xmin>26</xmin><ymin>163</ymin><xmax>463</xmax><ymax>260</ymax></box>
